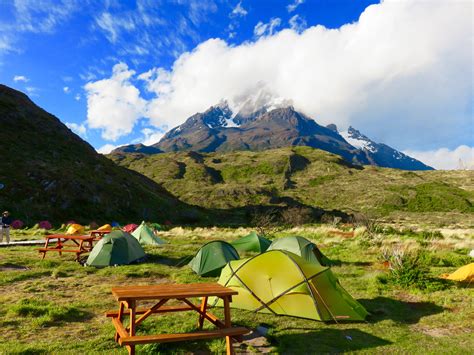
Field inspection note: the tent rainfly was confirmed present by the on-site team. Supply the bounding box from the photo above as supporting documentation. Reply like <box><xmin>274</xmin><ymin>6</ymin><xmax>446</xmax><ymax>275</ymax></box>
<box><xmin>189</xmin><ymin>241</ymin><xmax>239</xmax><ymax>277</ymax></box>
<box><xmin>231</xmin><ymin>231</ymin><xmax>271</xmax><ymax>253</ymax></box>
<box><xmin>132</xmin><ymin>221</ymin><xmax>166</xmax><ymax>246</ymax></box>
<box><xmin>211</xmin><ymin>250</ymin><xmax>368</xmax><ymax>321</ymax></box>
<box><xmin>122</xmin><ymin>223</ymin><xmax>139</xmax><ymax>233</ymax></box>
<box><xmin>86</xmin><ymin>230</ymin><xmax>145</xmax><ymax>267</ymax></box>
<box><xmin>440</xmin><ymin>263</ymin><xmax>474</xmax><ymax>283</ymax></box>
<box><xmin>97</xmin><ymin>224</ymin><xmax>112</xmax><ymax>231</ymax></box>
<box><xmin>268</xmin><ymin>236</ymin><xmax>332</xmax><ymax>266</ymax></box>
<box><xmin>66</xmin><ymin>223</ymin><xmax>85</xmax><ymax>235</ymax></box>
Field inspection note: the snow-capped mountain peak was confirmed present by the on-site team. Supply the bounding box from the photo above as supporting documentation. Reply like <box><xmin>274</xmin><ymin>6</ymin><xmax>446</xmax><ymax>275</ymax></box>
<box><xmin>203</xmin><ymin>102</ymin><xmax>240</xmax><ymax>128</ymax></box>
<box><xmin>340</xmin><ymin>127</ymin><xmax>378</xmax><ymax>153</ymax></box>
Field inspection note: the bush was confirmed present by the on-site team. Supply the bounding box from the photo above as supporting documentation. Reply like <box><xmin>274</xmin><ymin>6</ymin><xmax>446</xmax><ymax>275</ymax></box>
<box><xmin>280</xmin><ymin>207</ymin><xmax>313</xmax><ymax>226</ymax></box>
<box><xmin>38</xmin><ymin>220</ymin><xmax>52</xmax><ymax>230</ymax></box>
<box><xmin>387</xmin><ymin>248</ymin><xmax>429</xmax><ymax>288</ymax></box>
<box><xmin>380</xmin><ymin>248</ymin><xmax>449</xmax><ymax>291</ymax></box>
<box><xmin>11</xmin><ymin>219</ymin><xmax>24</xmax><ymax>229</ymax></box>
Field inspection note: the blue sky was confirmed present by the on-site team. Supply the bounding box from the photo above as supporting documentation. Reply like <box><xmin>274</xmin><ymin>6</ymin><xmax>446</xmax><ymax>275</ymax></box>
<box><xmin>0</xmin><ymin>0</ymin><xmax>472</xmax><ymax>169</ymax></box>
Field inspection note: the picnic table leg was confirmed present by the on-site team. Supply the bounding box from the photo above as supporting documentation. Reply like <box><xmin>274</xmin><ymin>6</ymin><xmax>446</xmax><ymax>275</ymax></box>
<box><xmin>41</xmin><ymin>238</ymin><xmax>49</xmax><ymax>260</ymax></box>
<box><xmin>77</xmin><ymin>240</ymin><xmax>85</xmax><ymax>262</ymax></box>
<box><xmin>223</xmin><ymin>296</ymin><xmax>234</xmax><ymax>355</ymax></box>
<box><xmin>128</xmin><ymin>300</ymin><xmax>136</xmax><ymax>355</ymax></box>
<box><xmin>115</xmin><ymin>302</ymin><xmax>124</xmax><ymax>342</ymax></box>
<box><xmin>198</xmin><ymin>296</ymin><xmax>208</xmax><ymax>330</ymax></box>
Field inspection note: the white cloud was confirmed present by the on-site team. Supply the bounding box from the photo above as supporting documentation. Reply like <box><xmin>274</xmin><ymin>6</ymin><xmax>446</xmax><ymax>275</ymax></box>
<box><xmin>141</xmin><ymin>128</ymin><xmax>164</xmax><ymax>146</ymax></box>
<box><xmin>13</xmin><ymin>0</ymin><xmax>78</xmax><ymax>33</ymax></box>
<box><xmin>13</xmin><ymin>75</ymin><xmax>29</xmax><ymax>82</ymax></box>
<box><xmin>137</xmin><ymin>0</ymin><xmax>471</xmax><ymax>151</ymax></box>
<box><xmin>74</xmin><ymin>93</ymin><xmax>81</xmax><ymax>101</ymax></box>
<box><xmin>95</xmin><ymin>11</ymin><xmax>135</xmax><ymax>44</ymax></box>
<box><xmin>230</xmin><ymin>1</ymin><xmax>247</xmax><ymax>18</ymax></box>
<box><xmin>84</xmin><ymin>62</ymin><xmax>147</xmax><ymax>141</ymax></box>
<box><xmin>63</xmin><ymin>86</ymin><xmax>70</xmax><ymax>93</ymax></box>
<box><xmin>288</xmin><ymin>14</ymin><xmax>306</xmax><ymax>33</ymax></box>
<box><xmin>287</xmin><ymin>0</ymin><xmax>305</xmax><ymax>13</ymax></box>
<box><xmin>97</xmin><ymin>144</ymin><xmax>120</xmax><ymax>154</ymax></box>
<box><xmin>0</xmin><ymin>0</ymin><xmax>78</xmax><ymax>61</ymax></box>
<box><xmin>25</xmin><ymin>86</ymin><xmax>38</xmax><ymax>96</ymax></box>
<box><xmin>403</xmin><ymin>146</ymin><xmax>474</xmax><ymax>170</ymax></box>
<box><xmin>66</xmin><ymin>122</ymin><xmax>87</xmax><ymax>137</ymax></box>
<box><xmin>254</xmin><ymin>18</ymin><xmax>281</xmax><ymax>37</ymax></box>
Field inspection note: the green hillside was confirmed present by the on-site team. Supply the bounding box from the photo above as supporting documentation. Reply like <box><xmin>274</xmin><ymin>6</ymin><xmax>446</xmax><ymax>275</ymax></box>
<box><xmin>0</xmin><ymin>85</ymin><xmax>202</xmax><ymax>225</ymax></box>
<box><xmin>109</xmin><ymin>146</ymin><xmax>474</xmax><ymax>223</ymax></box>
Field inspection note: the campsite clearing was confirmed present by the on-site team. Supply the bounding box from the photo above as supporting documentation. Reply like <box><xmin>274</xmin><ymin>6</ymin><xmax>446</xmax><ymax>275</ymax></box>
<box><xmin>0</xmin><ymin>224</ymin><xmax>473</xmax><ymax>353</ymax></box>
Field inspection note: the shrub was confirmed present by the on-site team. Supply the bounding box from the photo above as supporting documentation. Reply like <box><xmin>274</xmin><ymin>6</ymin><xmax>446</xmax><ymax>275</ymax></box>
<box><xmin>38</xmin><ymin>220</ymin><xmax>52</xmax><ymax>230</ymax></box>
<box><xmin>11</xmin><ymin>219</ymin><xmax>24</xmax><ymax>229</ymax></box>
<box><xmin>385</xmin><ymin>248</ymin><xmax>429</xmax><ymax>288</ymax></box>
<box><xmin>280</xmin><ymin>207</ymin><xmax>313</xmax><ymax>226</ymax></box>
<box><xmin>351</xmin><ymin>213</ymin><xmax>382</xmax><ymax>237</ymax></box>
<box><xmin>380</xmin><ymin>248</ymin><xmax>449</xmax><ymax>291</ymax></box>
<box><xmin>251</xmin><ymin>208</ymin><xmax>280</xmax><ymax>237</ymax></box>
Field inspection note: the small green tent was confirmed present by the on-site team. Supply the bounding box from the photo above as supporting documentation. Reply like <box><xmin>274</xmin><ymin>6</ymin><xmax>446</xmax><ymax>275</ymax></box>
<box><xmin>132</xmin><ymin>221</ymin><xmax>166</xmax><ymax>246</ymax></box>
<box><xmin>268</xmin><ymin>236</ymin><xmax>331</xmax><ymax>266</ymax></box>
<box><xmin>189</xmin><ymin>241</ymin><xmax>239</xmax><ymax>277</ymax></box>
<box><xmin>86</xmin><ymin>231</ymin><xmax>145</xmax><ymax>267</ymax></box>
<box><xmin>231</xmin><ymin>231</ymin><xmax>271</xmax><ymax>253</ymax></box>
<box><xmin>212</xmin><ymin>250</ymin><xmax>368</xmax><ymax>321</ymax></box>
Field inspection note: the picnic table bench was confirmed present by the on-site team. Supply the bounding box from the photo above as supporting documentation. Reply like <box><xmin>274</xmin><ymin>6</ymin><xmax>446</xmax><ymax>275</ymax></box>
<box><xmin>106</xmin><ymin>283</ymin><xmax>248</xmax><ymax>355</ymax></box>
<box><xmin>37</xmin><ymin>234</ymin><xmax>94</xmax><ymax>261</ymax></box>
<box><xmin>89</xmin><ymin>229</ymin><xmax>112</xmax><ymax>240</ymax></box>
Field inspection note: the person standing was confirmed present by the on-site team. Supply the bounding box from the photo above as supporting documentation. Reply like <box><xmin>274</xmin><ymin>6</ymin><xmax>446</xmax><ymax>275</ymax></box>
<box><xmin>1</xmin><ymin>211</ymin><xmax>12</xmax><ymax>243</ymax></box>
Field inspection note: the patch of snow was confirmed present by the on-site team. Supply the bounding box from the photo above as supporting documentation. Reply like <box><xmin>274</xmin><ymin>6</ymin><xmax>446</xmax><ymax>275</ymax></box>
<box><xmin>222</xmin><ymin>116</ymin><xmax>240</xmax><ymax>127</ymax></box>
<box><xmin>340</xmin><ymin>131</ymin><xmax>372</xmax><ymax>151</ymax></box>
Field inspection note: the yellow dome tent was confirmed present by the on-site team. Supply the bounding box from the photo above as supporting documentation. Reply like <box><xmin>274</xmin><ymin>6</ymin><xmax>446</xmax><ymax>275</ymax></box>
<box><xmin>211</xmin><ymin>250</ymin><xmax>368</xmax><ymax>321</ymax></box>
<box><xmin>66</xmin><ymin>223</ymin><xmax>85</xmax><ymax>235</ymax></box>
<box><xmin>97</xmin><ymin>224</ymin><xmax>112</xmax><ymax>231</ymax></box>
<box><xmin>440</xmin><ymin>263</ymin><xmax>474</xmax><ymax>283</ymax></box>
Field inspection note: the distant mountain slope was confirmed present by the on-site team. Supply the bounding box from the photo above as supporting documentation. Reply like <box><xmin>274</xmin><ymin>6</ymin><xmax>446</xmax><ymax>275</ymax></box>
<box><xmin>0</xmin><ymin>84</ymin><xmax>198</xmax><ymax>224</ymax></box>
<box><xmin>114</xmin><ymin>103</ymin><xmax>433</xmax><ymax>171</ymax></box>
<box><xmin>152</xmin><ymin>105</ymin><xmax>370</xmax><ymax>165</ymax></box>
<box><xmin>112</xmin><ymin>143</ymin><xmax>162</xmax><ymax>154</ymax></box>
<box><xmin>109</xmin><ymin>146</ymin><xmax>473</xmax><ymax>215</ymax></box>
<box><xmin>340</xmin><ymin>127</ymin><xmax>433</xmax><ymax>170</ymax></box>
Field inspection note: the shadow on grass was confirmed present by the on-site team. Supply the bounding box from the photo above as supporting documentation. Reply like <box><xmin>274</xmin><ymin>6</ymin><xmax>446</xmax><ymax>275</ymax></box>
<box><xmin>359</xmin><ymin>297</ymin><xmax>444</xmax><ymax>324</ymax></box>
<box><xmin>145</xmin><ymin>253</ymin><xmax>193</xmax><ymax>267</ymax></box>
<box><xmin>275</xmin><ymin>328</ymin><xmax>391</xmax><ymax>353</ymax></box>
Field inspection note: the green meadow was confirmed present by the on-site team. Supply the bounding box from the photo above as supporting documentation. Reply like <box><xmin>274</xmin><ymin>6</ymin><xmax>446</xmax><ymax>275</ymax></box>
<box><xmin>1</xmin><ymin>224</ymin><xmax>472</xmax><ymax>354</ymax></box>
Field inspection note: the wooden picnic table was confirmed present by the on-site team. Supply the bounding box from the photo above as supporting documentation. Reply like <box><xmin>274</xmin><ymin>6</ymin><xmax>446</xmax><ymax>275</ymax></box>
<box><xmin>106</xmin><ymin>283</ymin><xmax>248</xmax><ymax>355</ymax></box>
<box><xmin>89</xmin><ymin>229</ymin><xmax>112</xmax><ymax>240</ymax></box>
<box><xmin>37</xmin><ymin>234</ymin><xmax>94</xmax><ymax>261</ymax></box>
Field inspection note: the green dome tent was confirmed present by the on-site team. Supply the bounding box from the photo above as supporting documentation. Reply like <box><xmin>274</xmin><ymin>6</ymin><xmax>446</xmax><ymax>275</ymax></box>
<box><xmin>132</xmin><ymin>221</ymin><xmax>166</xmax><ymax>246</ymax></box>
<box><xmin>86</xmin><ymin>231</ymin><xmax>146</xmax><ymax>267</ymax></box>
<box><xmin>268</xmin><ymin>236</ymin><xmax>332</xmax><ymax>266</ymax></box>
<box><xmin>212</xmin><ymin>250</ymin><xmax>368</xmax><ymax>321</ymax></box>
<box><xmin>189</xmin><ymin>241</ymin><xmax>239</xmax><ymax>277</ymax></box>
<box><xmin>231</xmin><ymin>231</ymin><xmax>271</xmax><ymax>253</ymax></box>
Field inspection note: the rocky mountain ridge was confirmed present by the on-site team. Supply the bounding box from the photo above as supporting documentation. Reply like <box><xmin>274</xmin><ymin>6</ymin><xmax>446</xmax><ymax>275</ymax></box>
<box><xmin>114</xmin><ymin>103</ymin><xmax>433</xmax><ymax>170</ymax></box>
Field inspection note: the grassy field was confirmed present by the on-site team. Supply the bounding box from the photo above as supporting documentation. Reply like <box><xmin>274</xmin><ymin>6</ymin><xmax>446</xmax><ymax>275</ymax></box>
<box><xmin>1</xmin><ymin>224</ymin><xmax>473</xmax><ymax>354</ymax></box>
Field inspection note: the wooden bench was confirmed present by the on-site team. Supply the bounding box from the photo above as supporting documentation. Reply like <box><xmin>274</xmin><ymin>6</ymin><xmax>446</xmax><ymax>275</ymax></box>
<box><xmin>37</xmin><ymin>234</ymin><xmax>94</xmax><ymax>261</ymax></box>
<box><xmin>106</xmin><ymin>283</ymin><xmax>249</xmax><ymax>355</ymax></box>
<box><xmin>89</xmin><ymin>230</ymin><xmax>111</xmax><ymax>241</ymax></box>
